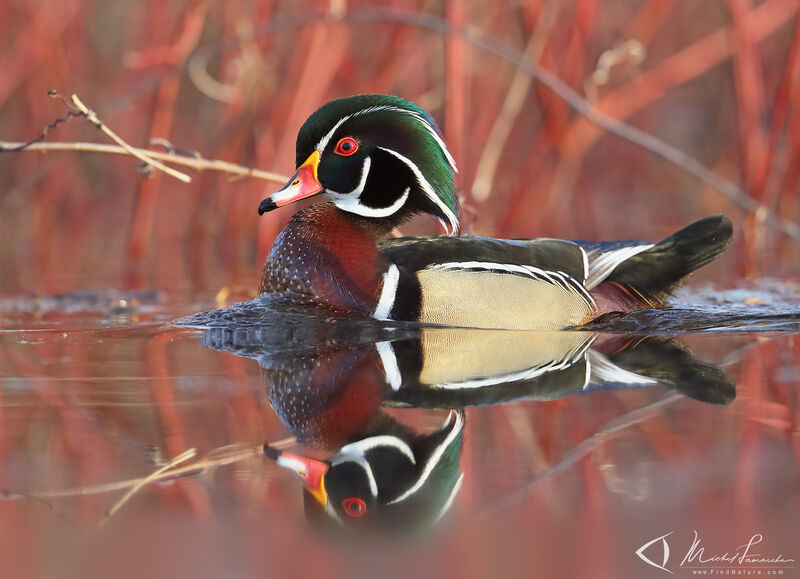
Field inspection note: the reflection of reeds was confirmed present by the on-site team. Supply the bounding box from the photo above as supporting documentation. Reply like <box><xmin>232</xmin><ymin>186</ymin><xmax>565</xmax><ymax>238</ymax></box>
<box><xmin>0</xmin><ymin>326</ymin><xmax>798</xmax><ymax>576</ymax></box>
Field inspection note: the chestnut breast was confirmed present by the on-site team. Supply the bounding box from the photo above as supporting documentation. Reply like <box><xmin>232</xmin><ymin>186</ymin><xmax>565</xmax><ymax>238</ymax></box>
<box><xmin>260</xmin><ymin>203</ymin><xmax>389</xmax><ymax>315</ymax></box>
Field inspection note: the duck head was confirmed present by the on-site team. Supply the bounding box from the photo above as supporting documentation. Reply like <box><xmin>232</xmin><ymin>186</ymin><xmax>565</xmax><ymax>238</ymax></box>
<box><xmin>264</xmin><ymin>410</ymin><xmax>465</xmax><ymax>535</ymax></box>
<box><xmin>258</xmin><ymin>94</ymin><xmax>460</xmax><ymax>233</ymax></box>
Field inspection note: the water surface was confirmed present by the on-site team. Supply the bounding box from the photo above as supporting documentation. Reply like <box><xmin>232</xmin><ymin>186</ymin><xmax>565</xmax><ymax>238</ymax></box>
<box><xmin>1</xmin><ymin>286</ymin><xmax>798</xmax><ymax>578</ymax></box>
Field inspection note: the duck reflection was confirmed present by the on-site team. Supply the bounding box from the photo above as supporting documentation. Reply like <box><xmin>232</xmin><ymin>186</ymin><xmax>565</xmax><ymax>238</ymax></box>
<box><xmin>263</xmin><ymin>410</ymin><xmax>465</xmax><ymax>534</ymax></box>
<box><xmin>201</xmin><ymin>326</ymin><xmax>735</xmax><ymax>534</ymax></box>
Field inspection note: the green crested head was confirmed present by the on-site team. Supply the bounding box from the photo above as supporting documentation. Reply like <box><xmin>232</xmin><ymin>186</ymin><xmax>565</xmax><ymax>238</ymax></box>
<box><xmin>300</xmin><ymin>410</ymin><xmax>466</xmax><ymax>537</ymax></box>
<box><xmin>259</xmin><ymin>94</ymin><xmax>460</xmax><ymax>234</ymax></box>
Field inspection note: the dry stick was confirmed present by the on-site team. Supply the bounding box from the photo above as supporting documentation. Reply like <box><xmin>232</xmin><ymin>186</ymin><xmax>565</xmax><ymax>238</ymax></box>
<box><xmin>3</xmin><ymin>438</ymin><xmax>295</xmax><ymax>502</ymax></box>
<box><xmin>99</xmin><ymin>448</ymin><xmax>198</xmax><ymax>525</ymax></box>
<box><xmin>0</xmin><ymin>92</ymin><xmax>289</xmax><ymax>185</ymax></box>
<box><xmin>1</xmin><ymin>92</ymin><xmax>288</xmax><ymax>183</ymax></box>
<box><xmin>0</xmin><ymin>103</ymin><xmax>84</xmax><ymax>152</ymax></box>
<box><xmin>69</xmin><ymin>94</ymin><xmax>192</xmax><ymax>183</ymax></box>
<box><xmin>0</xmin><ymin>140</ymin><xmax>289</xmax><ymax>184</ymax></box>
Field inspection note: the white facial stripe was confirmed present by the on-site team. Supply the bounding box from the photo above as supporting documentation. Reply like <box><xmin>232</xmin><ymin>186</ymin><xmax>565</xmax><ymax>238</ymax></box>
<box><xmin>306</xmin><ymin>106</ymin><xmax>459</xmax><ymax>230</ymax></box>
<box><xmin>430</xmin><ymin>472</ymin><xmax>464</xmax><ymax>526</ymax></box>
<box><xmin>378</xmin><ymin>147</ymin><xmax>459</xmax><ymax>234</ymax></box>
<box><xmin>376</xmin><ymin>340</ymin><xmax>402</xmax><ymax>390</ymax></box>
<box><xmin>338</xmin><ymin>435</ymin><xmax>416</xmax><ymax>465</ymax></box>
<box><xmin>352</xmin><ymin>105</ymin><xmax>458</xmax><ymax>173</ymax></box>
<box><xmin>433</xmin><ymin>216</ymin><xmax>450</xmax><ymax>233</ymax></box>
<box><xmin>388</xmin><ymin>411</ymin><xmax>464</xmax><ymax>505</ymax></box>
<box><xmin>325</xmin><ymin>503</ymin><xmax>345</xmax><ymax>526</ymax></box>
<box><xmin>315</xmin><ymin>106</ymin><xmax>457</xmax><ymax>173</ymax></box>
<box><xmin>315</xmin><ymin>115</ymin><xmax>351</xmax><ymax>153</ymax></box>
<box><xmin>374</xmin><ymin>264</ymin><xmax>399</xmax><ymax>321</ymax></box>
<box><xmin>333</xmin><ymin>187</ymin><xmax>410</xmax><ymax>218</ymax></box>
<box><xmin>330</xmin><ymin>454</ymin><xmax>378</xmax><ymax>497</ymax></box>
<box><xmin>326</xmin><ymin>156</ymin><xmax>372</xmax><ymax>198</ymax></box>
<box><xmin>326</xmin><ymin>156</ymin><xmax>411</xmax><ymax>218</ymax></box>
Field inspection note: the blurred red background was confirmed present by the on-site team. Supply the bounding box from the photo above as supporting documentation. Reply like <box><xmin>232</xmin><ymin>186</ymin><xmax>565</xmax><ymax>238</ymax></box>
<box><xmin>1</xmin><ymin>0</ymin><xmax>798</xmax><ymax>299</ymax></box>
<box><xmin>1</xmin><ymin>4</ymin><xmax>799</xmax><ymax>578</ymax></box>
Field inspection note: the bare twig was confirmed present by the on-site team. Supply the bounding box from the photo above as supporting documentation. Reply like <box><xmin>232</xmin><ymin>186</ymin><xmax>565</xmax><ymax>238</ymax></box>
<box><xmin>0</xmin><ymin>438</ymin><xmax>295</xmax><ymax>503</ymax></box>
<box><xmin>69</xmin><ymin>94</ymin><xmax>192</xmax><ymax>183</ymax></box>
<box><xmin>0</xmin><ymin>140</ymin><xmax>288</xmax><ymax>184</ymax></box>
<box><xmin>99</xmin><ymin>448</ymin><xmax>198</xmax><ymax>525</ymax></box>
<box><xmin>0</xmin><ymin>90</ymin><xmax>84</xmax><ymax>152</ymax></box>
<box><xmin>1</xmin><ymin>91</ymin><xmax>290</xmax><ymax>185</ymax></box>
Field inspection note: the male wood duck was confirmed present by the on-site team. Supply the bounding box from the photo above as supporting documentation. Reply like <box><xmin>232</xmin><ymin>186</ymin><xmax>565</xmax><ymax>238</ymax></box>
<box><xmin>258</xmin><ymin>94</ymin><xmax>733</xmax><ymax>330</ymax></box>
<box><xmin>264</xmin><ymin>410</ymin><xmax>465</xmax><ymax>534</ymax></box>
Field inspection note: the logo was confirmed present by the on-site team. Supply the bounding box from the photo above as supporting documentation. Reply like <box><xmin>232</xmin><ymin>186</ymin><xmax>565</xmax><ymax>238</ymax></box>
<box><xmin>636</xmin><ymin>531</ymin><xmax>673</xmax><ymax>573</ymax></box>
<box><xmin>635</xmin><ymin>531</ymin><xmax>795</xmax><ymax>575</ymax></box>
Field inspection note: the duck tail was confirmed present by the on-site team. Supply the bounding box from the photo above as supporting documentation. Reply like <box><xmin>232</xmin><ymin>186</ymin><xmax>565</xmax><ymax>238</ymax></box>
<box><xmin>603</xmin><ymin>214</ymin><xmax>733</xmax><ymax>308</ymax></box>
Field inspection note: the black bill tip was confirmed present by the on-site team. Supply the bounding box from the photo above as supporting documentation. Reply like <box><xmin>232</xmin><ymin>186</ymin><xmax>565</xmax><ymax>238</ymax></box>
<box><xmin>258</xmin><ymin>198</ymin><xmax>278</xmax><ymax>215</ymax></box>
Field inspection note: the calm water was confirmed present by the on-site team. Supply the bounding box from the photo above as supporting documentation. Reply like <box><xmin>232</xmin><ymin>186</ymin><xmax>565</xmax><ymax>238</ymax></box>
<box><xmin>1</xmin><ymin>286</ymin><xmax>798</xmax><ymax>579</ymax></box>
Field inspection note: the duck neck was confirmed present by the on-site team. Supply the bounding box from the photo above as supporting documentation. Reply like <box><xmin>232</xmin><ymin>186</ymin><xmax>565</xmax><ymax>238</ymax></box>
<box><xmin>260</xmin><ymin>203</ymin><xmax>394</xmax><ymax>314</ymax></box>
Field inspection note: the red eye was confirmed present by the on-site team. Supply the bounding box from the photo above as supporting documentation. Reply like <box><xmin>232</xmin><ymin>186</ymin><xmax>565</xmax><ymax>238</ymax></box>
<box><xmin>341</xmin><ymin>497</ymin><xmax>367</xmax><ymax>517</ymax></box>
<box><xmin>334</xmin><ymin>137</ymin><xmax>358</xmax><ymax>156</ymax></box>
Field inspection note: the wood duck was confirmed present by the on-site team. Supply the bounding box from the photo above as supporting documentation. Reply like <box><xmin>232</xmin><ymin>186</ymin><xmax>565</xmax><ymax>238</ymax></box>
<box><xmin>263</xmin><ymin>411</ymin><xmax>465</xmax><ymax>535</ymax></box>
<box><xmin>258</xmin><ymin>94</ymin><xmax>733</xmax><ymax>330</ymax></box>
<box><xmin>201</xmin><ymin>324</ymin><xmax>734</xmax><ymax>533</ymax></box>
